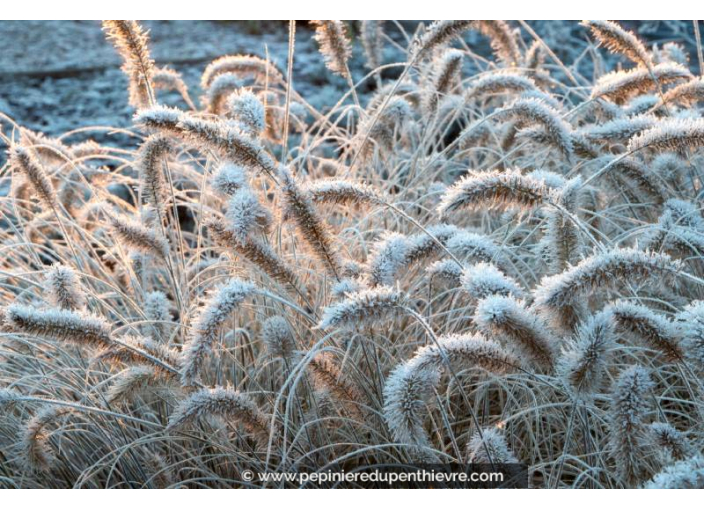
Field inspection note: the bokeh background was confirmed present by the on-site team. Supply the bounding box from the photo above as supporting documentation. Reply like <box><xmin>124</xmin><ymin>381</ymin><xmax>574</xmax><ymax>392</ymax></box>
<box><xmin>1</xmin><ymin>21</ymin><xmax>696</xmax><ymax>141</ymax></box>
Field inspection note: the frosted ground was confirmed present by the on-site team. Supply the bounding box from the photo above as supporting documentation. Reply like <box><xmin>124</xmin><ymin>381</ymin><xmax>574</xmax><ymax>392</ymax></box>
<box><xmin>1</xmin><ymin>21</ymin><xmax>693</xmax><ymax>141</ymax></box>
<box><xmin>0</xmin><ymin>22</ymin><xmax>343</xmax><ymax>141</ymax></box>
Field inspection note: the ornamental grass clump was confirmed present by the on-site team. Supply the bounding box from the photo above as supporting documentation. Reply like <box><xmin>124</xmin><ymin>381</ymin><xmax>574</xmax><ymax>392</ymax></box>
<box><xmin>2</xmin><ymin>19</ymin><xmax>704</xmax><ymax>489</ymax></box>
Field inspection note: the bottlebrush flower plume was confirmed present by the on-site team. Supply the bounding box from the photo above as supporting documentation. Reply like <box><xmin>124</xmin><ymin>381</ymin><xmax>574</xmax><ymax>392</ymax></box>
<box><xmin>438</xmin><ymin>169</ymin><xmax>550</xmax><ymax>216</ymax></box>
<box><xmin>167</xmin><ymin>386</ymin><xmax>271</xmax><ymax>448</ymax></box>
<box><xmin>311</xmin><ymin>21</ymin><xmax>352</xmax><ymax>77</ymax></box>
<box><xmin>180</xmin><ymin>279</ymin><xmax>257</xmax><ymax>386</ymax></box>
<box><xmin>318</xmin><ymin>287</ymin><xmax>405</xmax><ymax>330</ymax></box>
<box><xmin>44</xmin><ymin>264</ymin><xmax>85</xmax><ymax>311</ymax></box>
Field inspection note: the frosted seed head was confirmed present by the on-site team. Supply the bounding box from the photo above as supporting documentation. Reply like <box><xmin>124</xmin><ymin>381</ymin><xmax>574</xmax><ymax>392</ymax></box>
<box><xmin>201</xmin><ymin>55</ymin><xmax>284</xmax><ymax>90</ymax></box>
<box><xmin>608</xmin><ymin>364</ymin><xmax>657</xmax><ymax>484</ymax></box>
<box><xmin>438</xmin><ymin>169</ymin><xmax>551</xmax><ymax>216</ymax></box>
<box><xmin>144</xmin><ymin>291</ymin><xmax>172</xmax><ymax>340</ymax></box>
<box><xmin>261</xmin><ymin>316</ymin><xmax>297</xmax><ymax>361</ymax></box>
<box><xmin>167</xmin><ymin>386</ymin><xmax>270</xmax><ymax>447</ymax></box>
<box><xmin>608</xmin><ymin>300</ymin><xmax>682</xmax><ymax>361</ymax></box>
<box><xmin>533</xmin><ymin>248</ymin><xmax>680</xmax><ymax>311</ymax></box>
<box><xmin>304</xmin><ymin>179</ymin><xmax>385</xmax><ymax>208</ymax></box>
<box><xmin>134</xmin><ymin>105</ymin><xmax>183</xmax><ymax>131</ymax></box>
<box><xmin>592</xmin><ymin>63</ymin><xmax>691</xmax><ymax>103</ymax></box>
<box><xmin>650</xmin><ymin>422</ymin><xmax>693</xmax><ymax>462</ymax></box>
<box><xmin>318</xmin><ymin>287</ymin><xmax>405</xmax><ymax>330</ymax></box>
<box><xmin>360</xmin><ymin>20</ymin><xmax>384</xmax><ymax>69</ymax></box>
<box><xmin>413</xmin><ymin>332</ymin><xmax>521</xmax><ymax>375</ymax></box>
<box><xmin>411</xmin><ymin>21</ymin><xmax>475</xmax><ymax>59</ymax></box>
<box><xmin>213</xmin><ymin>162</ymin><xmax>247</xmax><ymax>196</ymax></box>
<box><xmin>466</xmin><ymin>73</ymin><xmax>537</xmax><ymax>100</ymax></box>
<box><xmin>311</xmin><ymin>21</ymin><xmax>352</xmax><ymax>77</ymax></box>
<box><xmin>445</xmin><ymin>232</ymin><xmax>504</xmax><ymax>267</ymax></box>
<box><xmin>383</xmin><ymin>361</ymin><xmax>440</xmax><ymax>452</ymax></box>
<box><xmin>44</xmin><ymin>264</ymin><xmax>85</xmax><ymax>311</ymax></box>
<box><xmin>4</xmin><ymin>304</ymin><xmax>112</xmax><ymax>347</ymax></box>
<box><xmin>227</xmin><ymin>89</ymin><xmax>266</xmax><ymax>138</ymax></box>
<box><xmin>676</xmin><ymin>301</ymin><xmax>704</xmax><ymax>369</ymax></box>
<box><xmin>426</xmin><ymin>259</ymin><xmax>463</xmax><ymax>286</ymax></box>
<box><xmin>460</xmin><ymin>262</ymin><xmax>524</xmax><ymax>301</ymax></box>
<box><xmin>204</xmin><ymin>73</ymin><xmax>242</xmax><ymax>113</ymax></box>
<box><xmin>558</xmin><ymin>311</ymin><xmax>615</xmax><ymax>397</ymax></box>
<box><xmin>367</xmin><ymin>232</ymin><xmax>411</xmax><ymax>287</ymax></box>
<box><xmin>225</xmin><ymin>187</ymin><xmax>272</xmax><ymax>243</ymax></box>
<box><xmin>664</xmin><ymin>198</ymin><xmax>704</xmax><ymax>230</ymax></box>
<box><xmin>474</xmin><ymin>295</ymin><xmax>556</xmax><ymax>370</ymax></box>
<box><xmin>496</xmin><ymin>98</ymin><xmax>574</xmax><ymax>160</ymax></box>
<box><xmin>652</xmin><ymin>42</ymin><xmax>689</xmax><ymax>67</ymax></box>
<box><xmin>611</xmin><ymin>365</ymin><xmax>654</xmax><ymax>424</ymax></box>
<box><xmin>467</xmin><ymin>428</ymin><xmax>518</xmax><ymax>464</ymax></box>
<box><xmin>180</xmin><ymin>279</ymin><xmax>258</xmax><ymax>386</ymax></box>
<box><xmin>404</xmin><ymin>224</ymin><xmax>461</xmax><ymax>265</ymax></box>
<box><xmin>331</xmin><ymin>278</ymin><xmax>365</xmax><ymax>300</ymax></box>
<box><xmin>582</xmin><ymin>20</ymin><xmax>652</xmax><ymax>68</ymax></box>
<box><xmin>643</xmin><ymin>456</ymin><xmax>704</xmax><ymax>489</ymax></box>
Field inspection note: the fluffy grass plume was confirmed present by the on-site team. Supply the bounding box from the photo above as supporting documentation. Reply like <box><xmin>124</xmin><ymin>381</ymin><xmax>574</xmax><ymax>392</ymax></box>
<box><xmin>4</xmin><ymin>304</ymin><xmax>112</xmax><ymax>347</ymax></box>
<box><xmin>102</xmin><ymin>20</ymin><xmax>154</xmax><ymax>108</ymax></box>
<box><xmin>474</xmin><ymin>295</ymin><xmax>557</xmax><ymax>371</ymax></box>
<box><xmin>311</xmin><ymin>21</ymin><xmax>353</xmax><ymax>77</ymax></box>
<box><xmin>467</xmin><ymin>427</ymin><xmax>519</xmax><ymax>463</ymax></box>
<box><xmin>318</xmin><ymin>287</ymin><xmax>405</xmax><ymax>330</ymax></box>
<box><xmin>628</xmin><ymin>118</ymin><xmax>704</xmax><ymax>153</ymax></box>
<box><xmin>44</xmin><ymin>264</ymin><xmax>85</xmax><ymax>311</ymax></box>
<box><xmin>608</xmin><ymin>365</ymin><xmax>657</xmax><ymax>486</ymax></box>
<box><xmin>496</xmin><ymin>98</ymin><xmax>574</xmax><ymax>160</ymax></box>
<box><xmin>167</xmin><ymin>387</ymin><xmax>270</xmax><ymax>447</ymax></box>
<box><xmin>8</xmin><ymin>145</ymin><xmax>59</xmax><ymax>210</ymax></box>
<box><xmin>558</xmin><ymin>311</ymin><xmax>615</xmax><ymax>397</ymax></box>
<box><xmin>383</xmin><ymin>362</ymin><xmax>441</xmax><ymax>461</ymax></box>
<box><xmin>438</xmin><ymin>169</ymin><xmax>550</xmax><ymax>215</ymax></box>
<box><xmin>534</xmin><ymin>249</ymin><xmax>679</xmax><ymax>311</ymax></box>
<box><xmin>279</xmin><ymin>166</ymin><xmax>343</xmax><ymax>279</ymax></box>
<box><xmin>181</xmin><ymin>279</ymin><xmax>257</xmax><ymax>386</ymax></box>
<box><xmin>591</xmin><ymin>63</ymin><xmax>691</xmax><ymax>103</ymax></box>
<box><xmin>582</xmin><ymin>20</ymin><xmax>652</xmax><ymax>68</ymax></box>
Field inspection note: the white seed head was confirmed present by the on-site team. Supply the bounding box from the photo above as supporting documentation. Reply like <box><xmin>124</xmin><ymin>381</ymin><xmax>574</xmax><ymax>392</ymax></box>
<box><xmin>227</xmin><ymin>89</ymin><xmax>266</xmax><ymax>138</ymax></box>
<box><xmin>213</xmin><ymin>162</ymin><xmax>247</xmax><ymax>196</ymax></box>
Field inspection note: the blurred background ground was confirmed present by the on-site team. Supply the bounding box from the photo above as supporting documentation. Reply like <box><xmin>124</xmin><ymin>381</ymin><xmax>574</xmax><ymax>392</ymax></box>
<box><xmin>1</xmin><ymin>21</ymin><xmax>317</xmax><ymax>138</ymax></box>
<box><xmin>0</xmin><ymin>21</ymin><xmax>696</xmax><ymax>147</ymax></box>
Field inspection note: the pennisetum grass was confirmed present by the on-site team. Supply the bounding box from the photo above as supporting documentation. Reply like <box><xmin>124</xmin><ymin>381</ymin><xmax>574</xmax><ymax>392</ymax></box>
<box><xmin>608</xmin><ymin>365</ymin><xmax>658</xmax><ymax>486</ymax></box>
<box><xmin>3</xmin><ymin>19</ymin><xmax>704</xmax><ymax>489</ymax></box>
<box><xmin>438</xmin><ymin>169</ymin><xmax>551</xmax><ymax>215</ymax></box>
<box><xmin>167</xmin><ymin>386</ymin><xmax>272</xmax><ymax>448</ymax></box>
<box><xmin>102</xmin><ymin>20</ymin><xmax>155</xmax><ymax>108</ymax></box>
<box><xmin>466</xmin><ymin>427</ymin><xmax>519</xmax><ymax>464</ymax></box>
<box><xmin>180</xmin><ymin>279</ymin><xmax>257</xmax><ymax>386</ymax></box>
